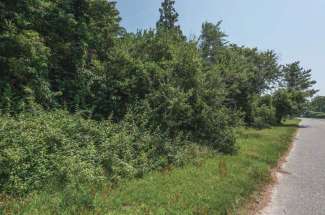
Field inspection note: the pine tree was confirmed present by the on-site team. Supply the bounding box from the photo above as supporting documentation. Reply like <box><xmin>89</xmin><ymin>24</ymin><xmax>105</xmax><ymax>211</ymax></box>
<box><xmin>156</xmin><ymin>0</ymin><xmax>181</xmax><ymax>34</ymax></box>
<box><xmin>199</xmin><ymin>21</ymin><xmax>227</xmax><ymax>65</ymax></box>
<box><xmin>283</xmin><ymin>61</ymin><xmax>318</xmax><ymax>97</ymax></box>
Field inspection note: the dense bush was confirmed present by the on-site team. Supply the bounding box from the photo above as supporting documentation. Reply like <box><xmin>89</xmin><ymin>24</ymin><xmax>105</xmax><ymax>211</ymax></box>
<box><xmin>0</xmin><ymin>111</ymin><xmax>200</xmax><ymax>196</ymax></box>
<box><xmin>253</xmin><ymin>105</ymin><xmax>276</xmax><ymax>129</ymax></box>
<box><xmin>272</xmin><ymin>89</ymin><xmax>309</xmax><ymax>123</ymax></box>
<box><xmin>251</xmin><ymin>96</ymin><xmax>277</xmax><ymax>129</ymax></box>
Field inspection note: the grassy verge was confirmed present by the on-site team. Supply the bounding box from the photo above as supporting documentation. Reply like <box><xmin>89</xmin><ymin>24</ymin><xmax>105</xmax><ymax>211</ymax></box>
<box><xmin>1</xmin><ymin>120</ymin><xmax>299</xmax><ymax>215</ymax></box>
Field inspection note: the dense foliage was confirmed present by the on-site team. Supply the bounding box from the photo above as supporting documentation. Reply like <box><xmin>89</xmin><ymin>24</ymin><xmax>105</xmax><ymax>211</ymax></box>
<box><xmin>0</xmin><ymin>0</ymin><xmax>317</xmax><ymax>199</ymax></box>
<box><xmin>1</xmin><ymin>120</ymin><xmax>300</xmax><ymax>214</ymax></box>
<box><xmin>0</xmin><ymin>111</ymin><xmax>201</xmax><ymax>196</ymax></box>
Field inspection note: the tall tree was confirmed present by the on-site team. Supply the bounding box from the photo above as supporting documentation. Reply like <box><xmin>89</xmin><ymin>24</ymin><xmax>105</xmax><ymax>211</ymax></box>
<box><xmin>273</xmin><ymin>62</ymin><xmax>318</xmax><ymax>122</ymax></box>
<box><xmin>0</xmin><ymin>0</ymin><xmax>53</xmax><ymax>113</ymax></box>
<box><xmin>0</xmin><ymin>0</ymin><xmax>122</xmax><ymax>114</ymax></box>
<box><xmin>283</xmin><ymin>61</ymin><xmax>317</xmax><ymax>96</ymax></box>
<box><xmin>199</xmin><ymin>21</ymin><xmax>227</xmax><ymax>65</ymax></box>
<box><xmin>156</xmin><ymin>0</ymin><xmax>178</xmax><ymax>29</ymax></box>
<box><xmin>39</xmin><ymin>0</ymin><xmax>122</xmax><ymax>110</ymax></box>
<box><xmin>156</xmin><ymin>0</ymin><xmax>182</xmax><ymax>36</ymax></box>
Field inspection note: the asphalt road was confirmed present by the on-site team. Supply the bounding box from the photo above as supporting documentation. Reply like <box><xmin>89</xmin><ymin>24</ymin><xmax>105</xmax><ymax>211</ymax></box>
<box><xmin>260</xmin><ymin>118</ymin><xmax>325</xmax><ymax>215</ymax></box>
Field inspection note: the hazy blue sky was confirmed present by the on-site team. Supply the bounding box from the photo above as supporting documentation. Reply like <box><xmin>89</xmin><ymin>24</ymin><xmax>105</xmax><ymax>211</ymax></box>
<box><xmin>115</xmin><ymin>0</ymin><xmax>324</xmax><ymax>95</ymax></box>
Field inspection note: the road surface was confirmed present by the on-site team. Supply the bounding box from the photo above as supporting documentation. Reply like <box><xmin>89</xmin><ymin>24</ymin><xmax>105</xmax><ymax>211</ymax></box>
<box><xmin>260</xmin><ymin>118</ymin><xmax>325</xmax><ymax>215</ymax></box>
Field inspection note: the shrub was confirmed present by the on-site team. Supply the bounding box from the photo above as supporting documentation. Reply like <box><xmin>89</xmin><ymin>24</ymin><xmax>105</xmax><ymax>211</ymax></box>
<box><xmin>0</xmin><ymin>111</ymin><xmax>196</xmax><ymax>196</ymax></box>
<box><xmin>253</xmin><ymin>104</ymin><xmax>276</xmax><ymax>129</ymax></box>
<box><xmin>249</xmin><ymin>95</ymin><xmax>277</xmax><ymax>129</ymax></box>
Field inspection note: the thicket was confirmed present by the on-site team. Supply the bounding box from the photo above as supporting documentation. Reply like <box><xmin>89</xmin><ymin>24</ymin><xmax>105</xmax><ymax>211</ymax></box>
<box><xmin>0</xmin><ymin>111</ymin><xmax>205</xmax><ymax>196</ymax></box>
<box><xmin>0</xmin><ymin>0</ymin><xmax>317</xmax><ymax>197</ymax></box>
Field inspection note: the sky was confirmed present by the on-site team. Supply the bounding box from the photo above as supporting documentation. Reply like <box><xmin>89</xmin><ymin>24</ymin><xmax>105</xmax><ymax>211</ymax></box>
<box><xmin>115</xmin><ymin>0</ymin><xmax>325</xmax><ymax>95</ymax></box>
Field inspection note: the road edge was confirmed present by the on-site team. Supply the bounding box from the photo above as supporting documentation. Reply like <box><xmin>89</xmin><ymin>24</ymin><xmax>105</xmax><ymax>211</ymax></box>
<box><xmin>241</xmin><ymin>120</ymin><xmax>301</xmax><ymax>215</ymax></box>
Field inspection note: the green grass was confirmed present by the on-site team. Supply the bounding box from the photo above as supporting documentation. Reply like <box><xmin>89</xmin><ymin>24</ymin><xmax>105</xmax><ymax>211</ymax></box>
<box><xmin>1</xmin><ymin>120</ymin><xmax>300</xmax><ymax>215</ymax></box>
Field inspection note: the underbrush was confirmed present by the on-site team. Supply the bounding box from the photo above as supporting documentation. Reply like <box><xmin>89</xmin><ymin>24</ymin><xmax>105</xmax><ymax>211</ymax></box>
<box><xmin>0</xmin><ymin>117</ymin><xmax>299</xmax><ymax>214</ymax></box>
<box><xmin>0</xmin><ymin>111</ymin><xmax>205</xmax><ymax>198</ymax></box>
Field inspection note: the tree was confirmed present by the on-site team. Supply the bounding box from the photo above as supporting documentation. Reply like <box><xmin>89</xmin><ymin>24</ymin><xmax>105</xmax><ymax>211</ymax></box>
<box><xmin>156</xmin><ymin>0</ymin><xmax>183</xmax><ymax>38</ymax></box>
<box><xmin>273</xmin><ymin>89</ymin><xmax>294</xmax><ymax>123</ymax></box>
<box><xmin>198</xmin><ymin>21</ymin><xmax>282</xmax><ymax>125</ymax></box>
<box><xmin>283</xmin><ymin>61</ymin><xmax>318</xmax><ymax>96</ymax></box>
<box><xmin>199</xmin><ymin>21</ymin><xmax>227</xmax><ymax>65</ymax></box>
<box><xmin>205</xmin><ymin>44</ymin><xmax>281</xmax><ymax>125</ymax></box>
<box><xmin>156</xmin><ymin>0</ymin><xmax>179</xmax><ymax>29</ymax></box>
<box><xmin>0</xmin><ymin>0</ymin><xmax>54</xmax><ymax>113</ymax></box>
<box><xmin>41</xmin><ymin>0</ymin><xmax>122</xmax><ymax>111</ymax></box>
<box><xmin>279</xmin><ymin>62</ymin><xmax>318</xmax><ymax>116</ymax></box>
<box><xmin>0</xmin><ymin>0</ymin><xmax>122</xmax><ymax>114</ymax></box>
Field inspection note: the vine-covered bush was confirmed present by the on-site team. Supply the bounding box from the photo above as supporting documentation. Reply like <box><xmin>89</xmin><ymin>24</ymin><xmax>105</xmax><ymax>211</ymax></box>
<box><xmin>0</xmin><ymin>111</ymin><xmax>198</xmax><ymax>196</ymax></box>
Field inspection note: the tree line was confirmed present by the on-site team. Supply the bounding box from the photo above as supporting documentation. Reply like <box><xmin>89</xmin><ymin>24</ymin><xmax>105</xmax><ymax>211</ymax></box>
<box><xmin>0</xmin><ymin>0</ymin><xmax>317</xmax><ymax>153</ymax></box>
<box><xmin>309</xmin><ymin>96</ymin><xmax>325</xmax><ymax>112</ymax></box>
